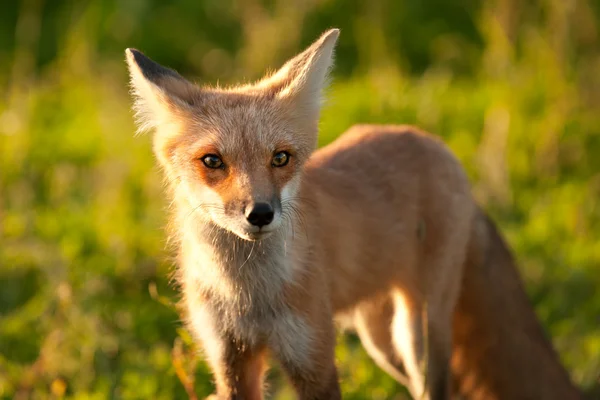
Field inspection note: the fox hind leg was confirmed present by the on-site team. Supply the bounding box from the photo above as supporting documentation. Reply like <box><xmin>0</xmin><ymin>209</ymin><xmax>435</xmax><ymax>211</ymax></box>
<box><xmin>354</xmin><ymin>290</ymin><xmax>452</xmax><ymax>399</ymax></box>
<box><xmin>390</xmin><ymin>288</ymin><xmax>453</xmax><ymax>400</ymax></box>
<box><xmin>353</xmin><ymin>296</ymin><xmax>411</xmax><ymax>388</ymax></box>
<box><xmin>390</xmin><ymin>213</ymin><xmax>469</xmax><ymax>399</ymax></box>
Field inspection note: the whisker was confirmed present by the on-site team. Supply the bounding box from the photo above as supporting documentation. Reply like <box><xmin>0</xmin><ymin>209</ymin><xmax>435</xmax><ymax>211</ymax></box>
<box><xmin>280</xmin><ymin>201</ymin><xmax>310</xmax><ymax>242</ymax></box>
<box><xmin>238</xmin><ymin>239</ymin><xmax>256</xmax><ymax>271</ymax></box>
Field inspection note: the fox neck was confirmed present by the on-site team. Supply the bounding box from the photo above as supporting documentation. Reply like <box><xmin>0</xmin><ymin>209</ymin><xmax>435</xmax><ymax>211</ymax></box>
<box><xmin>175</xmin><ymin>199</ymin><xmax>298</xmax><ymax>311</ymax></box>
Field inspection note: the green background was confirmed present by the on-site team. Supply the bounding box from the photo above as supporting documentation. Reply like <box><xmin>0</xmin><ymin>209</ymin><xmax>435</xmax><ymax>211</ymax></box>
<box><xmin>1</xmin><ymin>0</ymin><xmax>599</xmax><ymax>398</ymax></box>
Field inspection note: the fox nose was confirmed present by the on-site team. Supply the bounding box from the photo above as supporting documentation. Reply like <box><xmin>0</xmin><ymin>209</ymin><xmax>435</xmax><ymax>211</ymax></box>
<box><xmin>245</xmin><ymin>202</ymin><xmax>274</xmax><ymax>227</ymax></box>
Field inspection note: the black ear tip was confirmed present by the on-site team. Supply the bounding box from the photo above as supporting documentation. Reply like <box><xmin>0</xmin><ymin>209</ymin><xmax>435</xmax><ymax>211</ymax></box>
<box><xmin>125</xmin><ymin>48</ymin><xmax>138</xmax><ymax>60</ymax></box>
<box><xmin>125</xmin><ymin>48</ymin><xmax>179</xmax><ymax>82</ymax></box>
<box><xmin>126</xmin><ymin>48</ymin><xmax>150</xmax><ymax>67</ymax></box>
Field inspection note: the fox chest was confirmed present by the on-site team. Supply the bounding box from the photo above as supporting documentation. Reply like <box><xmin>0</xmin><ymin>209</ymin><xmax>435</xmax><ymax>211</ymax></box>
<box><xmin>188</xmin><ymin>292</ymin><xmax>314</xmax><ymax>366</ymax></box>
<box><xmin>221</xmin><ymin>294</ymin><xmax>287</xmax><ymax>343</ymax></box>
<box><xmin>182</xmin><ymin>238</ymin><xmax>312</xmax><ymax>359</ymax></box>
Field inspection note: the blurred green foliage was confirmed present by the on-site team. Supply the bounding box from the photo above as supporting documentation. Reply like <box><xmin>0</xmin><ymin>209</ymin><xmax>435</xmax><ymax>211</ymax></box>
<box><xmin>1</xmin><ymin>0</ymin><xmax>599</xmax><ymax>398</ymax></box>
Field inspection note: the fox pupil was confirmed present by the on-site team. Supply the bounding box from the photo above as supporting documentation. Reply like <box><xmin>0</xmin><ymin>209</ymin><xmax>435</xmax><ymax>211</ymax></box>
<box><xmin>272</xmin><ymin>151</ymin><xmax>290</xmax><ymax>167</ymax></box>
<box><xmin>202</xmin><ymin>155</ymin><xmax>223</xmax><ymax>169</ymax></box>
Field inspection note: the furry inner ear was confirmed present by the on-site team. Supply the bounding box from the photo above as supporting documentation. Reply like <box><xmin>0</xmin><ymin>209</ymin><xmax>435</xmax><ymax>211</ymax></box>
<box><xmin>125</xmin><ymin>48</ymin><xmax>199</xmax><ymax>134</ymax></box>
<box><xmin>264</xmin><ymin>29</ymin><xmax>339</xmax><ymax>119</ymax></box>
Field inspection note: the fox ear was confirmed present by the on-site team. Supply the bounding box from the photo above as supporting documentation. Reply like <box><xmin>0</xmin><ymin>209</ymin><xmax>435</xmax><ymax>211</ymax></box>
<box><xmin>265</xmin><ymin>29</ymin><xmax>339</xmax><ymax>121</ymax></box>
<box><xmin>125</xmin><ymin>48</ymin><xmax>199</xmax><ymax>134</ymax></box>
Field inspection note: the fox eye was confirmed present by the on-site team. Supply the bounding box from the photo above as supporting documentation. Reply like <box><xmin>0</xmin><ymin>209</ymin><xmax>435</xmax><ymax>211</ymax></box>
<box><xmin>272</xmin><ymin>151</ymin><xmax>290</xmax><ymax>167</ymax></box>
<box><xmin>201</xmin><ymin>154</ymin><xmax>224</xmax><ymax>169</ymax></box>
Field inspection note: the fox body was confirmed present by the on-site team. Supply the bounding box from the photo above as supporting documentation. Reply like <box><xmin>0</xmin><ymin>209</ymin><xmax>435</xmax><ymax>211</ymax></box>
<box><xmin>126</xmin><ymin>30</ymin><xmax>580</xmax><ymax>399</ymax></box>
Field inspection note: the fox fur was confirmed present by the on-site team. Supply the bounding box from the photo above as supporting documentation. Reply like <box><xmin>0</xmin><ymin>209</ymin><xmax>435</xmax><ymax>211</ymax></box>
<box><xmin>126</xmin><ymin>29</ymin><xmax>581</xmax><ymax>399</ymax></box>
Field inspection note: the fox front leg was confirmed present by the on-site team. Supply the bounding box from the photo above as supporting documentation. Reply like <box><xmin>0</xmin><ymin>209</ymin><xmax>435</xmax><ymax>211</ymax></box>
<box><xmin>270</xmin><ymin>309</ymin><xmax>342</xmax><ymax>400</ymax></box>
<box><xmin>191</xmin><ymin>306</ymin><xmax>267</xmax><ymax>400</ymax></box>
<box><xmin>200</xmin><ymin>334</ymin><xmax>267</xmax><ymax>400</ymax></box>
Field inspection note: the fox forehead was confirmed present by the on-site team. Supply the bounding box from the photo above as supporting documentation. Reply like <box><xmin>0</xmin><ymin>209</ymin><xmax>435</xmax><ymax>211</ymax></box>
<box><xmin>179</xmin><ymin>93</ymin><xmax>301</xmax><ymax>160</ymax></box>
<box><xmin>180</xmin><ymin>102</ymin><xmax>300</xmax><ymax>205</ymax></box>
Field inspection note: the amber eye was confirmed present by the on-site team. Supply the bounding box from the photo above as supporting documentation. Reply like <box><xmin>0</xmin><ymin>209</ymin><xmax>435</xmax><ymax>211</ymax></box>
<box><xmin>201</xmin><ymin>154</ymin><xmax>224</xmax><ymax>169</ymax></box>
<box><xmin>272</xmin><ymin>151</ymin><xmax>290</xmax><ymax>167</ymax></box>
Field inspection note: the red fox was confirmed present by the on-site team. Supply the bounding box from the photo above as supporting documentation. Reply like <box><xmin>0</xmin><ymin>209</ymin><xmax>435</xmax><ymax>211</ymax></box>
<box><xmin>126</xmin><ymin>29</ymin><xmax>581</xmax><ymax>399</ymax></box>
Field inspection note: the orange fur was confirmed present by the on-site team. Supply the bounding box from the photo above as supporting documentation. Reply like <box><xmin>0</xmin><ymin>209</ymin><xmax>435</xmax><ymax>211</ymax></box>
<box><xmin>450</xmin><ymin>212</ymin><xmax>581</xmax><ymax>399</ymax></box>
<box><xmin>126</xmin><ymin>29</ymin><xmax>580</xmax><ymax>400</ymax></box>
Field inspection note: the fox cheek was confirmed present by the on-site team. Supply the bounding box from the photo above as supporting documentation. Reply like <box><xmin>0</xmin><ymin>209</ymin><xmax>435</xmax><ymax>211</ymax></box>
<box><xmin>280</xmin><ymin>175</ymin><xmax>301</xmax><ymax>205</ymax></box>
<box><xmin>185</xmin><ymin>182</ymin><xmax>226</xmax><ymax>219</ymax></box>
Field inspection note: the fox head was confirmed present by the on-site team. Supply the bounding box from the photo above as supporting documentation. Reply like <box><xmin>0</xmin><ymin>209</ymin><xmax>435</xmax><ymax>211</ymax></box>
<box><xmin>126</xmin><ymin>29</ymin><xmax>338</xmax><ymax>241</ymax></box>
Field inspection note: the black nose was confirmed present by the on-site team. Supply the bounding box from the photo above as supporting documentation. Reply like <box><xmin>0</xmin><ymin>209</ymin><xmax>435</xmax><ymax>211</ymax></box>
<box><xmin>245</xmin><ymin>202</ymin><xmax>274</xmax><ymax>227</ymax></box>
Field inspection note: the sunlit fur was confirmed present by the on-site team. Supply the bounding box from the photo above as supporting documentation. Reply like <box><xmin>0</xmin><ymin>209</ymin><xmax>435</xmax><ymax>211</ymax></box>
<box><xmin>127</xmin><ymin>29</ymin><xmax>580</xmax><ymax>400</ymax></box>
